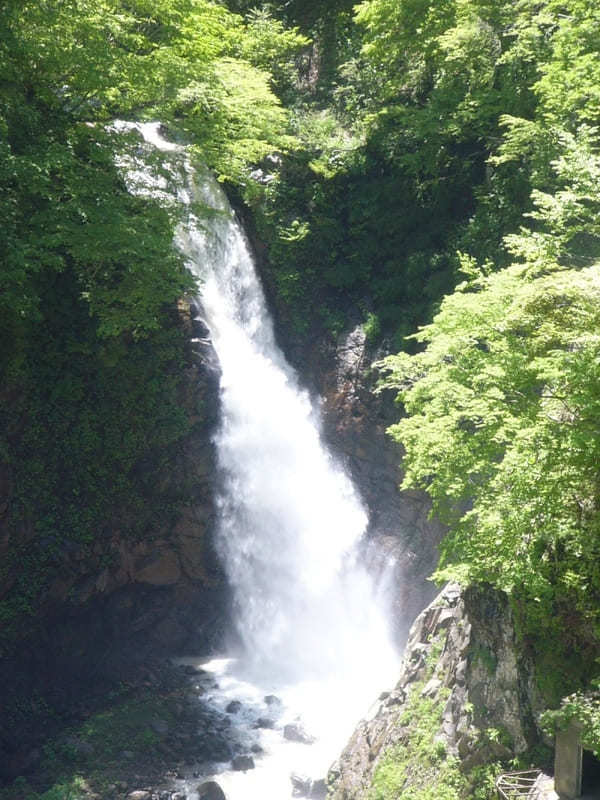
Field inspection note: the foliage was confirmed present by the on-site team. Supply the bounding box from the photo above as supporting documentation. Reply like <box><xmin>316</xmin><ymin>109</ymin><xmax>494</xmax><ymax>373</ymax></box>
<box><xmin>236</xmin><ymin>8</ymin><xmax>310</xmax><ymax>100</ymax></box>
<box><xmin>177</xmin><ymin>57</ymin><xmax>293</xmax><ymax>181</ymax></box>
<box><xmin>357</xmin><ymin>0</ymin><xmax>600</xmax><ymax>707</ymax></box>
<box><xmin>370</xmin><ymin>687</ymin><xmax>464</xmax><ymax>800</ymax></box>
<box><xmin>249</xmin><ymin>135</ymin><xmax>463</xmax><ymax>346</ymax></box>
<box><xmin>248</xmin><ymin>0</ymin><xmax>535</xmax><ymax>347</ymax></box>
<box><xmin>0</xmin><ymin>0</ymin><xmax>300</xmax><ymax>348</ymax></box>
<box><xmin>363</xmin><ymin>312</ymin><xmax>381</xmax><ymax>345</ymax></box>
<box><xmin>541</xmin><ymin>689</ymin><xmax>600</xmax><ymax>757</ymax></box>
<box><xmin>351</xmin><ymin>0</ymin><xmax>531</xmax><ymax>203</ymax></box>
<box><xmin>0</xmin><ymin>123</ymin><xmax>193</xmax><ymax>343</ymax></box>
<box><xmin>379</xmin><ymin>259</ymin><xmax>600</xmax><ymax>622</ymax></box>
<box><xmin>378</xmin><ymin>123</ymin><xmax>600</xmax><ymax>692</ymax></box>
<box><xmin>250</xmin><ymin>0</ymin><xmax>600</xmax><ymax>359</ymax></box>
<box><xmin>0</xmin><ymin>690</ymin><xmax>181</xmax><ymax>800</ymax></box>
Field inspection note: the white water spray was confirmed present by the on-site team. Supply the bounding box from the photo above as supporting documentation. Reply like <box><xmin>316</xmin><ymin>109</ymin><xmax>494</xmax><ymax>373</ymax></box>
<box><xmin>120</xmin><ymin>122</ymin><xmax>399</xmax><ymax>799</ymax></box>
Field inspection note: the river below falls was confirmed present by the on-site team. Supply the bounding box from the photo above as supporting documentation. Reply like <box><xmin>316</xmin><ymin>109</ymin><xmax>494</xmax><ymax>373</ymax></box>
<box><xmin>171</xmin><ymin>654</ymin><xmax>388</xmax><ymax>800</ymax></box>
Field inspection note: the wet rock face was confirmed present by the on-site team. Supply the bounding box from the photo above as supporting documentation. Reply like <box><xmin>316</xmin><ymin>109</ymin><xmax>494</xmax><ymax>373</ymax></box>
<box><xmin>231</xmin><ymin>754</ymin><xmax>255</xmax><ymax>771</ymax></box>
<box><xmin>327</xmin><ymin>584</ymin><xmax>544</xmax><ymax>799</ymax></box>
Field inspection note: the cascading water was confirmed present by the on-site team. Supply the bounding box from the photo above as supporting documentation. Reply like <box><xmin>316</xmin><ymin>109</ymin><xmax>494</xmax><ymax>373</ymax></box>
<box><xmin>119</xmin><ymin>122</ymin><xmax>399</xmax><ymax>799</ymax></box>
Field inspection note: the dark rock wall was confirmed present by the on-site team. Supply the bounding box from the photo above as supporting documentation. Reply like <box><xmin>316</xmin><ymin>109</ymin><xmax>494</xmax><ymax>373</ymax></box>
<box><xmin>0</xmin><ymin>300</ymin><xmax>228</xmax><ymax>777</ymax></box>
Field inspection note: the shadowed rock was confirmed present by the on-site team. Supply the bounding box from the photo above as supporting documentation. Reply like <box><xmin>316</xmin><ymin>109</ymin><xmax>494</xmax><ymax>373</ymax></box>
<box><xmin>197</xmin><ymin>780</ymin><xmax>227</xmax><ymax>800</ymax></box>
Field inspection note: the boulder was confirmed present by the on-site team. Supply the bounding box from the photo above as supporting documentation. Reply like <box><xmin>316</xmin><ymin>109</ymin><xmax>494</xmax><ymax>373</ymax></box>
<box><xmin>197</xmin><ymin>780</ymin><xmax>227</xmax><ymax>800</ymax></box>
<box><xmin>291</xmin><ymin>773</ymin><xmax>312</xmax><ymax>796</ymax></box>
<box><xmin>231</xmin><ymin>754</ymin><xmax>255</xmax><ymax>771</ymax></box>
<box><xmin>291</xmin><ymin>773</ymin><xmax>327</xmax><ymax>798</ymax></box>
<box><xmin>225</xmin><ymin>700</ymin><xmax>242</xmax><ymax>714</ymax></box>
<box><xmin>264</xmin><ymin>694</ymin><xmax>282</xmax><ymax>707</ymax></box>
<box><xmin>283</xmin><ymin>723</ymin><xmax>315</xmax><ymax>744</ymax></box>
<box><xmin>309</xmin><ymin>779</ymin><xmax>327</xmax><ymax>799</ymax></box>
<box><xmin>254</xmin><ymin>717</ymin><xmax>274</xmax><ymax>729</ymax></box>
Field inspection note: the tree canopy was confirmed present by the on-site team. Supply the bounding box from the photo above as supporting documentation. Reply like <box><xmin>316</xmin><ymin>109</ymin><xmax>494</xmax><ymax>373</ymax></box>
<box><xmin>0</xmin><ymin>0</ymin><xmax>307</xmax><ymax>347</ymax></box>
<box><xmin>365</xmin><ymin>0</ymin><xmax>600</xmax><ymax>697</ymax></box>
<box><xmin>380</xmin><ymin>261</ymin><xmax>600</xmax><ymax>611</ymax></box>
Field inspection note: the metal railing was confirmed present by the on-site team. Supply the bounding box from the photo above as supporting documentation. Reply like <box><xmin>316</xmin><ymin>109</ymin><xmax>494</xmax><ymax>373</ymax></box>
<box><xmin>496</xmin><ymin>769</ymin><xmax>542</xmax><ymax>799</ymax></box>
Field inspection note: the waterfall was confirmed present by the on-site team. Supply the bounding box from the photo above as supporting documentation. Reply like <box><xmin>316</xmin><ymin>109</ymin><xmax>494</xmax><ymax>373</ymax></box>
<box><xmin>119</xmin><ymin>122</ymin><xmax>399</xmax><ymax>800</ymax></box>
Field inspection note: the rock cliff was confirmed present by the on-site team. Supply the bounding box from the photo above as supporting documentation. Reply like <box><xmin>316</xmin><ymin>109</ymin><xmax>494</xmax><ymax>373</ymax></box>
<box><xmin>0</xmin><ymin>300</ymin><xmax>227</xmax><ymax>778</ymax></box>
<box><xmin>328</xmin><ymin>583</ymin><xmax>545</xmax><ymax>799</ymax></box>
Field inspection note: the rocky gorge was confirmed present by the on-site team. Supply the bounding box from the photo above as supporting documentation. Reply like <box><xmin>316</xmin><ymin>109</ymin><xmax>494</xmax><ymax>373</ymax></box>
<box><xmin>3</xmin><ymin>0</ymin><xmax>600</xmax><ymax>795</ymax></box>
<box><xmin>1</xmin><ymin>159</ymin><xmax>563</xmax><ymax>799</ymax></box>
<box><xmin>0</xmin><ymin>142</ymin><xmax>445</xmax><ymax>796</ymax></box>
<box><xmin>0</xmin><ymin>183</ymin><xmax>546</xmax><ymax>799</ymax></box>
